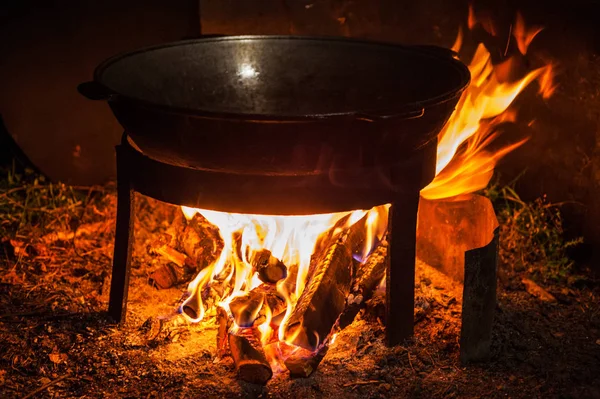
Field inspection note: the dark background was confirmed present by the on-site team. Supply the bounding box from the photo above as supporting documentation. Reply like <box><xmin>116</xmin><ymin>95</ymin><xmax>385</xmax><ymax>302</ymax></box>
<box><xmin>1</xmin><ymin>0</ymin><xmax>600</xmax><ymax>272</ymax></box>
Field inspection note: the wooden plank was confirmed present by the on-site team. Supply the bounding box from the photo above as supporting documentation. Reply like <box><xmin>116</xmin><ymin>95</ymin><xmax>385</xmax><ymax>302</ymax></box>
<box><xmin>460</xmin><ymin>227</ymin><xmax>499</xmax><ymax>363</ymax></box>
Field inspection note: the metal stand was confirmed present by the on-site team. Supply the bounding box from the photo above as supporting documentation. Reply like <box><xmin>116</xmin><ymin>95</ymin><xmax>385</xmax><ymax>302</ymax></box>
<box><xmin>385</xmin><ymin>193</ymin><xmax>420</xmax><ymax>345</ymax></box>
<box><xmin>107</xmin><ymin>140</ymin><xmax>135</xmax><ymax>323</ymax></box>
<box><xmin>107</xmin><ymin>133</ymin><xmax>433</xmax><ymax>336</ymax></box>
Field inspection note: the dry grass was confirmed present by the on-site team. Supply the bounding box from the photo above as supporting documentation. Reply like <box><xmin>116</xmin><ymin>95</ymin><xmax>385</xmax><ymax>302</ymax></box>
<box><xmin>485</xmin><ymin>179</ymin><xmax>583</xmax><ymax>283</ymax></box>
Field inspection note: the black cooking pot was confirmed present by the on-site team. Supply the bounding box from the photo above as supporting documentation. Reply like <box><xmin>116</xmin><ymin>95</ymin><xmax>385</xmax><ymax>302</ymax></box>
<box><xmin>79</xmin><ymin>36</ymin><xmax>469</xmax><ymax>179</ymax></box>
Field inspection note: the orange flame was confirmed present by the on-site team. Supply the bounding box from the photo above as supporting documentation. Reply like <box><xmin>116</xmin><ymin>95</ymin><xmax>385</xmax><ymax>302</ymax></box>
<box><xmin>421</xmin><ymin>14</ymin><xmax>555</xmax><ymax>200</ymax></box>
<box><xmin>468</xmin><ymin>4</ymin><xmax>498</xmax><ymax>37</ymax></box>
<box><xmin>179</xmin><ymin>205</ymin><xmax>387</xmax><ymax>367</ymax></box>
<box><xmin>514</xmin><ymin>12</ymin><xmax>543</xmax><ymax>55</ymax></box>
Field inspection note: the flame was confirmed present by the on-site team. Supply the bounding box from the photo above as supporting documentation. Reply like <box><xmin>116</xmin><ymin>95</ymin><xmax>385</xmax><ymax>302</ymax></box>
<box><xmin>329</xmin><ymin>333</ymin><xmax>338</xmax><ymax>345</ymax></box>
<box><xmin>467</xmin><ymin>4</ymin><xmax>497</xmax><ymax>37</ymax></box>
<box><xmin>514</xmin><ymin>12</ymin><xmax>543</xmax><ymax>55</ymax></box>
<box><xmin>421</xmin><ymin>13</ymin><xmax>555</xmax><ymax>200</ymax></box>
<box><xmin>179</xmin><ymin>204</ymin><xmax>388</xmax><ymax>367</ymax></box>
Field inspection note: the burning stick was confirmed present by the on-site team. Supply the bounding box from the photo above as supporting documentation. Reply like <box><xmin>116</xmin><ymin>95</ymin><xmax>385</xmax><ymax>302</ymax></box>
<box><xmin>216</xmin><ymin>307</ymin><xmax>231</xmax><ymax>357</ymax></box>
<box><xmin>148</xmin><ymin>234</ymin><xmax>188</xmax><ymax>266</ymax></box>
<box><xmin>338</xmin><ymin>239</ymin><xmax>388</xmax><ymax>330</ymax></box>
<box><xmin>229</xmin><ymin>327</ymin><xmax>273</xmax><ymax>385</ymax></box>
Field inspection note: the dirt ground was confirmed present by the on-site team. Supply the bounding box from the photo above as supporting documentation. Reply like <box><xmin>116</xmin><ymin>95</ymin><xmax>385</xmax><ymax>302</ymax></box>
<box><xmin>0</xmin><ymin>186</ymin><xmax>599</xmax><ymax>399</ymax></box>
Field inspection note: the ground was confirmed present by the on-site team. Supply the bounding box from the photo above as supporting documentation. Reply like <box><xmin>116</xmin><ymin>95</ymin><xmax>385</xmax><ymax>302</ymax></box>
<box><xmin>0</xmin><ymin>179</ymin><xmax>599</xmax><ymax>399</ymax></box>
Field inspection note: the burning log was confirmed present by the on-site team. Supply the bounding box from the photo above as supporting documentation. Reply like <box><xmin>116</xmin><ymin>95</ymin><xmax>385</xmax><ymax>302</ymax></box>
<box><xmin>229</xmin><ymin>289</ymin><xmax>266</xmax><ymax>328</ymax></box>
<box><xmin>250</xmin><ymin>249</ymin><xmax>287</xmax><ymax>284</ymax></box>
<box><xmin>283</xmin><ymin>229</ymin><xmax>354</xmax><ymax>351</ymax></box>
<box><xmin>229</xmin><ymin>327</ymin><xmax>273</xmax><ymax>385</ymax></box>
<box><xmin>283</xmin><ymin>344</ymin><xmax>328</xmax><ymax>378</ymax></box>
<box><xmin>181</xmin><ymin>294</ymin><xmax>202</xmax><ymax>320</ymax></box>
<box><xmin>254</xmin><ymin>285</ymin><xmax>287</xmax><ymax>329</ymax></box>
<box><xmin>229</xmin><ymin>284</ymin><xmax>286</xmax><ymax>328</ymax></box>
<box><xmin>338</xmin><ymin>239</ymin><xmax>388</xmax><ymax>330</ymax></box>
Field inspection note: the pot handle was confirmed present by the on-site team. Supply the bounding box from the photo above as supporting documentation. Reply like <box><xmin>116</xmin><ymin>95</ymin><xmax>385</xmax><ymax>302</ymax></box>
<box><xmin>78</xmin><ymin>81</ymin><xmax>116</xmax><ymax>101</ymax></box>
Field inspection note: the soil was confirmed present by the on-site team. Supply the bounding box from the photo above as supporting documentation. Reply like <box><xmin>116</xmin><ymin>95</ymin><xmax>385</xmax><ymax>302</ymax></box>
<box><xmin>1</xmin><ymin>189</ymin><xmax>599</xmax><ymax>399</ymax></box>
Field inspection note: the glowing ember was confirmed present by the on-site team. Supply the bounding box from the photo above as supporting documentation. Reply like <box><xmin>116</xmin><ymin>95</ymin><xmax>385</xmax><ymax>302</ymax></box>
<box><xmin>421</xmin><ymin>9</ymin><xmax>556</xmax><ymax>200</ymax></box>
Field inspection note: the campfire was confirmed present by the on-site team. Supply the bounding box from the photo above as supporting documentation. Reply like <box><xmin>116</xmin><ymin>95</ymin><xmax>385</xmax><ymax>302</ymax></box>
<box><xmin>6</xmin><ymin>1</ymin><xmax>600</xmax><ymax>397</ymax></box>
<box><xmin>77</xmin><ymin>9</ymin><xmax>556</xmax><ymax>385</ymax></box>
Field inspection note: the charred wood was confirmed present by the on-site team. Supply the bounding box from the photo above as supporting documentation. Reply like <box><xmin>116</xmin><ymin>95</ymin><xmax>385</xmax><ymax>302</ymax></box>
<box><xmin>311</xmin><ymin>213</ymin><xmax>351</xmax><ymax>259</ymax></box>
<box><xmin>250</xmin><ymin>249</ymin><xmax>287</xmax><ymax>284</ymax></box>
<box><xmin>229</xmin><ymin>328</ymin><xmax>273</xmax><ymax>385</ymax></box>
<box><xmin>181</xmin><ymin>295</ymin><xmax>202</xmax><ymax>320</ymax></box>
<box><xmin>147</xmin><ymin>212</ymin><xmax>224</xmax><ymax>289</ymax></box>
<box><xmin>254</xmin><ymin>286</ymin><xmax>287</xmax><ymax>327</ymax></box>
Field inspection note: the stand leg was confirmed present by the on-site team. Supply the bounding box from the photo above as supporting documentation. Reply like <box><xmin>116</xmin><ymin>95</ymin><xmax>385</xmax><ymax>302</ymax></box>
<box><xmin>385</xmin><ymin>193</ymin><xmax>420</xmax><ymax>345</ymax></box>
<box><xmin>108</xmin><ymin>143</ymin><xmax>135</xmax><ymax>323</ymax></box>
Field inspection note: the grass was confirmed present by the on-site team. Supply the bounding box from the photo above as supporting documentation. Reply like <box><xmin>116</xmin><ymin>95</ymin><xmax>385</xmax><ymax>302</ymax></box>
<box><xmin>484</xmin><ymin>177</ymin><xmax>582</xmax><ymax>283</ymax></box>
<box><xmin>0</xmin><ymin>162</ymin><xmax>112</xmax><ymax>245</ymax></box>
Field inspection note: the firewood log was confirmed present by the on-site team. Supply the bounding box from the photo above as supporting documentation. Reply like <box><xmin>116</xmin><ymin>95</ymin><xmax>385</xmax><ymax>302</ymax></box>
<box><xmin>229</xmin><ymin>289</ymin><xmax>266</xmax><ymax>328</ymax></box>
<box><xmin>254</xmin><ymin>287</ymin><xmax>286</xmax><ymax>327</ymax></box>
<box><xmin>152</xmin><ymin>244</ymin><xmax>187</xmax><ymax>267</ymax></box>
<box><xmin>147</xmin><ymin>212</ymin><xmax>223</xmax><ymax>289</ymax></box>
<box><xmin>250</xmin><ymin>249</ymin><xmax>287</xmax><ymax>284</ymax></box>
<box><xmin>179</xmin><ymin>213</ymin><xmax>223</xmax><ymax>270</ymax></box>
<box><xmin>283</xmin><ymin>229</ymin><xmax>354</xmax><ymax>351</ymax></box>
<box><xmin>229</xmin><ymin>328</ymin><xmax>273</xmax><ymax>385</ymax></box>
<box><xmin>229</xmin><ymin>284</ymin><xmax>286</xmax><ymax>328</ymax></box>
